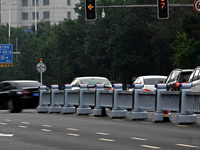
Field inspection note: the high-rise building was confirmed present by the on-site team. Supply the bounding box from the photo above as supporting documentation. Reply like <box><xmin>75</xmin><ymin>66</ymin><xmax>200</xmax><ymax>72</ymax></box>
<box><xmin>0</xmin><ymin>0</ymin><xmax>79</xmax><ymax>29</ymax></box>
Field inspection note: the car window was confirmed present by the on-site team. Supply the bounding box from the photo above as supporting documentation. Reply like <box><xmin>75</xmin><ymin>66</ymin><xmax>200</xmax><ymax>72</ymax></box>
<box><xmin>2</xmin><ymin>83</ymin><xmax>12</xmax><ymax>91</ymax></box>
<box><xmin>179</xmin><ymin>71</ymin><xmax>193</xmax><ymax>82</ymax></box>
<box><xmin>165</xmin><ymin>73</ymin><xmax>173</xmax><ymax>83</ymax></box>
<box><xmin>144</xmin><ymin>78</ymin><xmax>166</xmax><ymax>85</ymax></box>
<box><xmin>169</xmin><ymin>72</ymin><xmax>178</xmax><ymax>82</ymax></box>
<box><xmin>71</xmin><ymin>80</ymin><xmax>79</xmax><ymax>87</ymax></box>
<box><xmin>79</xmin><ymin>79</ymin><xmax>110</xmax><ymax>85</ymax></box>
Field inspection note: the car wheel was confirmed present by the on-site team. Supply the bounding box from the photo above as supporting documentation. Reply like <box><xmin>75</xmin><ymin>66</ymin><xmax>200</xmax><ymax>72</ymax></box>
<box><xmin>7</xmin><ymin>99</ymin><xmax>22</xmax><ymax>113</ymax></box>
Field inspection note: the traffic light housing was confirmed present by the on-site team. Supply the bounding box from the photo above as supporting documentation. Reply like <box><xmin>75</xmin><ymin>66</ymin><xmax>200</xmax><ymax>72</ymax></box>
<box><xmin>157</xmin><ymin>0</ymin><xmax>169</xmax><ymax>19</ymax></box>
<box><xmin>85</xmin><ymin>0</ymin><xmax>96</xmax><ymax>20</ymax></box>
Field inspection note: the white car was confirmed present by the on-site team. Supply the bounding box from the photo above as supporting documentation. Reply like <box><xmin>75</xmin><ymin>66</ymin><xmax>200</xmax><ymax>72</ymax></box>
<box><xmin>131</xmin><ymin>75</ymin><xmax>167</xmax><ymax>91</ymax></box>
<box><xmin>71</xmin><ymin>76</ymin><xmax>113</xmax><ymax>90</ymax></box>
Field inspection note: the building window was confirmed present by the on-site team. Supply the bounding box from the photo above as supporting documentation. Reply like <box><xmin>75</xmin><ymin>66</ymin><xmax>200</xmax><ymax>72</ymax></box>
<box><xmin>22</xmin><ymin>12</ymin><xmax>28</xmax><ymax>20</ymax></box>
<box><xmin>43</xmin><ymin>0</ymin><xmax>49</xmax><ymax>5</ymax></box>
<box><xmin>32</xmin><ymin>12</ymin><xmax>39</xmax><ymax>20</ymax></box>
<box><xmin>32</xmin><ymin>0</ymin><xmax>39</xmax><ymax>6</ymax></box>
<box><xmin>22</xmin><ymin>0</ymin><xmax>28</xmax><ymax>6</ymax></box>
<box><xmin>67</xmin><ymin>11</ymin><xmax>71</xmax><ymax>19</ymax></box>
<box><xmin>67</xmin><ymin>0</ymin><xmax>71</xmax><ymax>6</ymax></box>
<box><xmin>43</xmin><ymin>11</ymin><xmax>50</xmax><ymax>19</ymax></box>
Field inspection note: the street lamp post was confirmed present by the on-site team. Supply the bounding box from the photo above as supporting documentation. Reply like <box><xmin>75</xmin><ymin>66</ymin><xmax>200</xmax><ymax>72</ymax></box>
<box><xmin>1</xmin><ymin>2</ymin><xmax>17</xmax><ymax>44</ymax></box>
<box><xmin>35</xmin><ymin>0</ymin><xmax>37</xmax><ymax>32</ymax></box>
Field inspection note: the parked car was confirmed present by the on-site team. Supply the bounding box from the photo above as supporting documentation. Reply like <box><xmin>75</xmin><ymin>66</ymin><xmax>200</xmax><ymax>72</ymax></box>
<box><xmin>131</xmin><ymin>75</ymin><xmax>167</xmax><ymax>91</ymax></box>
<box><xmin>188</xmin><ymin>66</ymin><xmax>200</xmax><ymax>92</ymax></box>
<box><xmin>0</xmin><ymin>80</ymin><xmax>41</xmax><ymax>113</ymax></box>
<box><xmin>165</xmin><ymin>69</ymin><xmax>193</xmax><ymax>91</ymax></box>
<box><xmin>71</xmin><ymin>76</ymin><xmax>113</xmax><ymax>90</ymax></box>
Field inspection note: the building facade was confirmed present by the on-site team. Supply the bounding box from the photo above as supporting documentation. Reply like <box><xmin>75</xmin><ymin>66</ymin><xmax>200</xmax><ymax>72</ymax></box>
<box><xmin>0</xmin><ymin>0</ymin><xmax>79</xmax><ymax>29</ymax></box>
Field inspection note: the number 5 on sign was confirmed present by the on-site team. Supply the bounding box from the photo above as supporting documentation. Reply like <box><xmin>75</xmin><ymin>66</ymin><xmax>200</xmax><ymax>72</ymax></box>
<box><xmin>194</xmin><ymin>0</ymin><xmax>200</xmax><ymax>13</ymax></box>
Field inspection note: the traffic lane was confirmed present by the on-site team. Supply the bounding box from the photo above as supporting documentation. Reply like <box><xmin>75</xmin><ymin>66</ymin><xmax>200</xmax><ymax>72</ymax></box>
<box><xmin>0</xmin><ymin>110</ymin><xmax>200</xmax><ymax>150</ymax></box>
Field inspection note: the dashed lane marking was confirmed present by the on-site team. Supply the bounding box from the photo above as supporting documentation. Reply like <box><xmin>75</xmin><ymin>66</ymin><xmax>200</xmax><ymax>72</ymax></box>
<box><xmin>4</xmin><ymin>119</ymin><xmax>11</xmax><ymax>122</ymax></box>
<box><xmin>175</xmin><ymin>125</ymin><xmax>189</xmax><ymax>128</ymax></box>
<box><xmin>141</xmin><ymin>122</ymin><xmax>153</xmax><ymax>124</ymax></box>
<box><xmin>112</xmin><ymin>119</ymin><xmax>123</xmax><ymax>122</ymax></box>
<box><xmin>176</xmin><ymin>144</ymin><xmax>199</xmax><ymax>148</ymax></box>
<box><xmin>99</xmin><ymin>138</ymin><xmax>115</xmax><ymax>142</ymax></box>
<box><xmin>140</xmin><ymin>145</ymin><xmax>161</xmax><ymax>149</ymax></box>
<box><xmin>18</xmin><ymin>126</ymin><xmax>27</xmax><ymax>128</ymax></box>
<box><xmin>66</xmin><ymin>133</ymin><xmax>80</xmax><ymax>137</ymax></box>
<box><xmin>41</xmin><ymin>129</ymin><xmax>52</xmax><ymax>132</ymax></box>
<box><xmin>0</xmin><ymin>133</ymin><xmax>14</xmax><ymax>137</ymax></box>
<box><xmin>96</xmin><ymin>132</ymin><xmax>110</xmax><ymax>136</ymax></box>
<box><xmin>42</xmin><ymin>125</ymin><xmax>52</xmax><ymax>128</ymax></box>
<box><xmin>90</xmin><ymin>117</ymin><xmax>98</xmax><ymax>119</ymax></box>
<box><xmin>131</xmin><ymin>137</ymin><xmax>148</xmax><ymax>141</ymax></box>
<box><xmin>0</xmin><ymin>123</ymin><xmax>7</xmax><ymax>125</ymax></box>
<box><xmin>21</xmin><ymin>122</ymin><xmax>30</xmax><ymax>125</ymax></box>
<box><xmin>67</xmin><ymin>128</ymin><xmax>79</xmax><ymax>131</ymax></box>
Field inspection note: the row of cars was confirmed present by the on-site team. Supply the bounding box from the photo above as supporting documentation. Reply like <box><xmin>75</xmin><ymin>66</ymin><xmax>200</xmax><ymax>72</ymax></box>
<box><xmin>1</xmin><ymin>66</ymin><xmax>200</xmax><ymax>113</ymax></box>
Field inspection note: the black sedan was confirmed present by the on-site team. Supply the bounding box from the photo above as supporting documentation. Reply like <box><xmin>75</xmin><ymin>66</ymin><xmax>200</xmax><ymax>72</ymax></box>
<box><xmin>0</xmin><ymin>80</ymin><xmax>41</xmax><ymax>113</ymax></box>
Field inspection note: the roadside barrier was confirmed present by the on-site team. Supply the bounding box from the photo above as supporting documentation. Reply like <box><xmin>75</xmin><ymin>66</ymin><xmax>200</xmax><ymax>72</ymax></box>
<box><xmin>38</xmin><ymin>83</ymin><xmax>199</xmax><ymax>124</ymax></box>
<box><xmin>37</xmin><ymin>85</ymin><xmax>50</xmax><ymax>113</ymax></box>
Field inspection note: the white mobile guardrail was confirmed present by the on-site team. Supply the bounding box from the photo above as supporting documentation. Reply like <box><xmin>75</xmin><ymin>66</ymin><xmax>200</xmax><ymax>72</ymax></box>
<box><xmin>37</xmin><ymin>83</ymin><xmax>199</xmax><ymax>124</ymax></box>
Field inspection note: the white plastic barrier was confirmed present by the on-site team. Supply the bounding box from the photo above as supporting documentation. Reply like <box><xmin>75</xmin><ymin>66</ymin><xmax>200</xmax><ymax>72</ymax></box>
<box><xmin>62</xmin><ymin>84</ymin><xmax>79</xmax><ymax>114</ymax></box>
<box><xmin>111</xmin><ymin>84</ymin><xmax>127</xmax><ymax>118</ymax></box>
<box><xmin>37</xmin><ymin>85</ymin><xmax>50</xmax><ymax>113</ymax></box>
<box><xmin>177</xmin><ymin>83</ymin><xmax>197</xmax><ymax>124</ymax></box>
<box><xmin>49</xmin><ymin>84</ymin><xmax>63</xmax><ymax>113</ymax></box>
<box><xmin>77</xmin><ymin>84</ymin><xmax>95</xmax><ymax>115</ymax></box>
<box><xmin>93</xmin><ymin>83</ymin><xmax>113</xmax><ymax>116</ymax></box>
<box><xmin>130</xmin><ymin>84</ymin><xmax>156</xmax><ymax>120</ymax></box>
<box><xmin>154</xmin><ymin>84</ymin><xmax>181</xmax><ymax>122</ymax></box>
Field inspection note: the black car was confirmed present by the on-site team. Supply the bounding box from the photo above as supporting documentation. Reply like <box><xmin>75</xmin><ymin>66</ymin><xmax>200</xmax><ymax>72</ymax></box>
<box><xmin>0</xmin><ymin>80</ymin><xmax>41</xmax><ymax>113</ymax></box>
<box><xmin>165</xmin><ymin>69</ymin><xmax>193</xmax><ymax>91</ymax></box>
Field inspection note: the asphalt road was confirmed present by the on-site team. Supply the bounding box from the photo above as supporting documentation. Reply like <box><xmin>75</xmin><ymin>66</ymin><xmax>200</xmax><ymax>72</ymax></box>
<box><xmin>0</xmin><ymin>109</ymin><xmax>200</xmax><ymax>150</ymax></box>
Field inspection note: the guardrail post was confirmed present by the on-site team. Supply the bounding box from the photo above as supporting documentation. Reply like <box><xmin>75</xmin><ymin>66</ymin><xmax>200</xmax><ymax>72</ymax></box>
<box><xmin>37</xmin><ymin>85</ymin><xmax>49</xmax><ymax>113</ymax></box>
<box><xmin>77</xmin><ymin>84</ymin><xmax>92</xmax><ymax>115</ymax></box>
<box><xmin>153</xmin><ymin>83</ymin><xmax>171</xmax><ymax>122</ymax></box>
<box><xmin>49</xmin><ymin>84</ymin><xmax>62</xmax><ymax>113</ymax></box>
<box><xmin>62</xmin><ymin>84</ymin><xmax>76</xmax><ymax>114</ymax></box>
<box><xmin>176</xmin><ymin>83</ymin><xmax>197</xmax><ymax>124</ymax></box>
<box><xmin>93</xmin><ymin>83</ymin><xmax>105</xmax><ymax>116</ymax></box>
<box><xmin>130</xmin><ymin>84</ymin><xmax>149</xmax><ymax>120</ymax></box>
<box><xmin>111</xmin><ymin>83</ymin><xmax>127</xmax><ymax>118</ymax></box>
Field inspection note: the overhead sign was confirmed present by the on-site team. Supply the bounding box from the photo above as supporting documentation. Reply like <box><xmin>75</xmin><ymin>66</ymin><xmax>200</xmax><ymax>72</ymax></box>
<box><xmin>194</xmin><ymin>0</ymin><xmax>200</xmax><ymax>13</ymax></box>
<box><xmin>0</xmin><ymin>44</ymin><xmax>13</xmax><ymax>67</ymax></box>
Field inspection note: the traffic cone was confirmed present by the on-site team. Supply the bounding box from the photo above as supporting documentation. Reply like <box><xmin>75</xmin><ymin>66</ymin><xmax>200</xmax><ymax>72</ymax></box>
<box><xmin>163</xmin><ymin>110</ymin><xmax>170</xmax><ymax>122</ymax></box>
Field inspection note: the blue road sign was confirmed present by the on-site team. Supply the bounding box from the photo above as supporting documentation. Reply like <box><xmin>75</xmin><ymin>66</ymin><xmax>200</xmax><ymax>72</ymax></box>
<box><xmin>0</xmin><ymin>44</ymin><xmax>13</xmax><ymax>63</ymax></box>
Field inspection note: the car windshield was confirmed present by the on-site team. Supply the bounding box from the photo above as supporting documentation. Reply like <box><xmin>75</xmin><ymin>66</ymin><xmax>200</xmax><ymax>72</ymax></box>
<box><xmin>80</xmin><ymin>79</ymin><xmax>110</xmax><ymax>85</ymax></box>
<box><xmin>179</xmin><ymin>72</ymin><xmax>193</xmax><ymax>82</ymax></box>
<box><xmin>14</xmin><ymin>81</ymin><xmax>41</xmax><ymax>88</ymax></box>
<box><xmin>144</xmin><ymin>78</ymin><xmax>166</xmax><ymax>85</ymax></box>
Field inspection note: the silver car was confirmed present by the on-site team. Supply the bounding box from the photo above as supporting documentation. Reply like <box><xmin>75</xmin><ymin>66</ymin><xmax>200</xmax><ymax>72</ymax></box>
<box><xmin>71</xmin><ymin>76</ymin><xmax>113</xmax><ymax>90</ymax></box>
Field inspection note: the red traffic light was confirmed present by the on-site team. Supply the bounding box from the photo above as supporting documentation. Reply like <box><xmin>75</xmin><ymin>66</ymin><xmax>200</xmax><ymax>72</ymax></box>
<box><xmin>157</xmin><ymin>0</ymin><xmax>169</xmax><ymax>19</ymax></box>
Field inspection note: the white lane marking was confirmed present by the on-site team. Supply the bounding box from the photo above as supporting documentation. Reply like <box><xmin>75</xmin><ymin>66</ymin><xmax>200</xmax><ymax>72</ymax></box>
<box><xmin>42</xmin><ymin>125</ymin><xmax>52</xmax><ymax>128</ymax></box>
<box><xmin>131</xmin><ymin>137</ymin><xmax>148</xmax><ymax>141</ymax></box>
<box><xmin>140</xmin><ymin>145</ymin><xmax>161</xmax><ymax>149</ymax></box>
<box><xmin>90</xmin><ymin>117</ymin><xmax>98</xmax><ymax>119</ymax></box>
<box><xmin>0</xmin><ymin>133</ymin><xmax>14</xmax><ymax>137</ymax></box>
<box><xmin>96</xmin><ymin>132</ymin><xmax>110</xmax><ymax>136</ymax></box>
<box><xmin>99</xmin><ymin>138</ymin><xmax>115</xmax><ymax>142</ymax></box>
<box><xmin>175</xmin><ymin>125</ymin><xmax>189</xmax><ymax>128</ymax></box>
<box><xmin>66</xmin><ymin>128</ymin><xmax>79</xmax><ymax>131</ymax></box>
<box><xmin>112</xmin><ymin>119</ymin><xmax>123</xmax><ymax>122</ymax></box>
<box><xmin>176</xmin><ymin>144</ymin><xmax>199</xmax><ymax>148</ymax></box>
<box><xmin>4</xmin><ymin>119</ymin><xmax>11</xmax><ymax>122</ymax></box>
<box><xmin>66</xmin><ymin>133</ymin><xmax>80</xmax><ymax>137</ymax></box>
<box><xmin>0</xmin><ymin>123</ymin><xmax>7</xmax><ymax>125</ymax></box>
<box><xmin>21</xmin><ymin>122</ymin><xmax>30</xmax><ymax>125</ymax></box>
<box><xmin>141</xmin><ymin>122</ymin><xmax>153</xmax><ymax>124</ymax></box>
<box><xmin>18</xmin><ymin>126</ymin><xmax>27</xmax><ymax>128</ymax></box>
<box><xmin>41</xmin><ymin>129</ymin><xmax>52</xmax><ymax>132</ymax></box>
